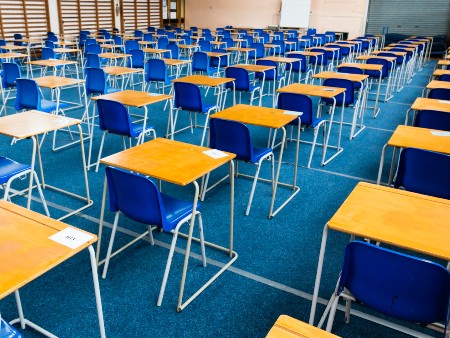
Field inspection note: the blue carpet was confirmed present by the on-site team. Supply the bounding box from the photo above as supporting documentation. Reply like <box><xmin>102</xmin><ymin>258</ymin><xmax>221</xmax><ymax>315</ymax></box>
<box><xmin>0</xmin><ymin>57</ymin><xmax>443</xmax><ymax>337</ymax></box>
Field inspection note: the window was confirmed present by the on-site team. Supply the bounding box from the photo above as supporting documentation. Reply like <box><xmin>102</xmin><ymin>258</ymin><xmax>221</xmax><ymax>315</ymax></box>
<box><xmin>120</xmin><ymin>0</ymin><xmax>162</xmax><ymax>32</ymax></box>
<box><xmin>58</xmin><ymin>0</ymin><xmax>114</xmax><ymax>35</ymax></box>
<box><xmin>0</xmin><ymin>0</ymin><xmax>50</xmax><ymax>39</ymax></box>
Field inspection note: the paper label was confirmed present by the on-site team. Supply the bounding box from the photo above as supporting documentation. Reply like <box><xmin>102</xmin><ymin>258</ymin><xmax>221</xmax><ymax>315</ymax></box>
<box><xmin>49</xmin><ymin>227</ymin><xmax>94</xmax><ymax>249</ymax></box>
<box><xmin>148</xmin><ymin>93</ymin><xmax>162</xmax><ymax>96</ymax></box>
<box><xmin>431</xmin><ymin>131</ymin><xmax>450</xmax><ymax>137</ymax></box>
<box><xmin>438</xmin><ymin>100</ymin><xmax>450</xmax><ymax>104</ymax></box>
<box><xmin>203</xmin><ymin>149</ymin><xmax>229</xmax><ymax>159</ymax></box>
<box><xmin>283</xmin><ymin>110</ymin><xmax>303</xmax><ymax>116</ymax></box>
<box><xmin>322</xmin><ymin>88</ymin><xmax>336</xmax><ymax>92</ymax></box>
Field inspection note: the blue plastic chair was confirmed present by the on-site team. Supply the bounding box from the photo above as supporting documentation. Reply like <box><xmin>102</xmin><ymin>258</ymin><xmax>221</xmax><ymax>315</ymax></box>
<box><xmin>393</xmin><ymin>148</ymin><xmax>450</xmax><ymax>199</ymax></box>
<box><xmin>225</xmin><ymin>66</ymin><xmax>261</xmax><ymax>106</ymax></box>
<box><xmin>85</xmin><ymin>53</ymin><xmax>101</xmax><ymax>68</ymax></box>
<box><xmin>172</xmin><ymin>81</ymin><xmax>217</xmax><ymax>146</ymax></box>
<box><xmin>1</xmin><ymin>62</ymin><xmax>21</xmax><ymax>113</ymax></box>
<box><xmin>157</xmin><ymin>37</ymin><xmax>169</xmax><ymax>50</ymax></box>
<box><xmin>125</xmin><ymin>40</ymin><xmax>139</xmax><ymax>54</ymax></box>
<box><xmin>199</xmin><ymin>40</ymin><xmax>212</xmax><ymax>52</ymax></box>
<box><xmin>129</xmin><ymin>49</ymin><xmax>145</xmax><ymax>85</ymax></box>
<box><xmin>324</xmin><ymin>241</ymin><xmax>450</xmax><ymax>334</ymax></box>
<box><xmin>428</xmin><ymin>88</ymin><xmax>450</xmax><ymax>101</ymax></box>
<box><xmin>205</xmin><ymin>118</ymin><xmax>274</xmax><ymax>215</ymax></box>
<box><xmin>145</xmin><ymin>59</ymin><xmax>175</xmax><ymax>93</ymax></box>
<box><xmin>134</xmin><ymin>30</ymin><xmax>143</xmax><ymax>39</ymax></box>
<box><xmin>440</xmin><ymin>74</ymin><xmax>450</xmax><ymax>82</ymax></box>
<box><xmin>192</xmin><ymin>51</ymin><xmax>217</xmax><ymax>76</ymax></box>
<box><xmin>285</xmin><ymin>53</ymin><xmax>311</xmax><ymax>83</ymax></box>
<box><xmin>248</xmin><ymin>43</ymin><xmax>265</xmax><ymax>63</ymax></box>
<box><xmin>100</xmin><ymin>166</ymin><xmax>206</xmax><ymax>307</ymax></box>
<box><xmin>85</xmin><ymin>67</ymin><xmax>119</xmax><ymax>97</ymax></box>
<box><xmin>0</xmin><ymin>317</ymin><xmax>22</xmax><ymax>337</ymax></box>
<box><xmin>277</xmin><ymin>93</ymin><xmax>325</xmax><ymax>168</ymax></box>
<box><xmin>15</xmin><ymin>78</ymin><xmax>68</xmax><ymax>113</ymax></box>
<box><xmin>13</xmin><ymin>33</ymin><xmax>23</xmax><ymax>46</ymax></box>
<box><xmin>255</xmin><ymin>59</ymin><xmax>285</xmax><ymax>106</ymax></box>
<box><xmin>86</xmin><ymin>43</ymin><xmax>102</xmax><ymax>55</ymax></box>
<box><xmin>413</xmin><ymin>109</ymin><xmax>450</xmax><ymax>132</ymax></box>
<box><xmin>164</xmin><ymin>43</ymin><xmax>179</xmax><ymax>59</ymax></box>
<box><xmin>95</xmin><ymin>99</ymin><xmax>156</xmax><ymax>172</ymax></box>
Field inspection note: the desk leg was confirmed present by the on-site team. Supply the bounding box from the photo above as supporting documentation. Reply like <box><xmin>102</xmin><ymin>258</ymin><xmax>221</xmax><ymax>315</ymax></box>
<box><xmin>376</xmin><ymin>143</ymin><xmax>388</xmax><ymax>185</ymax></box>
<box><xmin>309</xmin><ymin>224</ymin><xmax>329</xmax><ymax>325</ymax></box>
<box><xmin>27</xmin><ymin>136</ymin><xmax>38</xmax><ymax>210</ymax></box>
<box><xmin>321</xmin><ymin>97</ymin><xmax>344</xmax><ymax>166</ymax></box>
<box><xmin>96</xmin><ymin>176</ymin><xmax>108</xmax><ymax>264</ymax></box>
<box><xmin>372</xmin><ymin>70</ymin><xmax>381</xmax><ymax>118</ymax></box>
<box><xmin>88</xmin><ymin>245</ymin><xmax>106</xmax><ymax>338</ymax></box>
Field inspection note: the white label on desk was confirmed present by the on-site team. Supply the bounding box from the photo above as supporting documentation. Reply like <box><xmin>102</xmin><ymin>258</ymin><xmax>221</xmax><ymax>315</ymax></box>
<box><xmin>438</xmin><ymin>100</ymin><xmax>450</xmax><ymax>104</ymax></box>
<box><xmin>431</xmin><ymin>131</ymin><xmax>450</xmax><ymax>137</ymax></box>
<box><xmin>203</xmin><ymin>149</ymin><xmax>229</xmax><ymax>159</ymax></box>
<box><xmin>283</xmin><ymin>110</ymin><xmax>303</xmax><ymax>116</ymax></box>
<box><xmin>49</xmin><ymin>227</ymin><xmax>94</xmax><ymax>249</ymax></box>
<box><xmin>148</xmin><ymin>93</ymin><xmax>162</xmax><ymax>96</ymax></box>
<box><xmin>322</xmin><ymin>88</ymin><xmax>336</xmax><ymax>92</ymax></box>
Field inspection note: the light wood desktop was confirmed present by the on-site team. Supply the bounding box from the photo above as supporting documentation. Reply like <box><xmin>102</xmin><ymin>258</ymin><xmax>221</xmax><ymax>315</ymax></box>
<box><xmin>99</xmin><ymin>137</ymin><xmax>237</xmax><ymax>311</ymax></box>
<box><xmin>0</xmin><ymin>110</ymin><xmax>91</xmax><ymax>220</ymax></box>
<box><xmin>437</xmin><ymin>59</ymin><xmax>450</xmax><ymax>69</ymax></box>
<box><xmin>312</xmin><ymin>71</ymin><xmax>368</xmax><ymax>139</ymax></box>
<box><xmin>406</xmin><ymin>97</ymin><xmax>450</xmax><ymax>124</ymax></box>
<box><xmin>267</xmin><ymin>315</ymin><xmax>340</xmax><ymax>338</ymax></box>
<box><xmin>98</xmin><ymin>52</ymin><xmax>130</xmax><ymax>66</ymax></box>
<box><xmin>377</xmin><ymin>125</ymin><xmax>450</xmax><ymax>184</ymax></box>
<box><xmin>26</xmin><ymin>59</ymin><xmax>79</xmax><ymax>78</ymax></box>
<box><xmin>432</xmin><ymin>69</ymin><xmax>450</xmax><ymax>79</ymax></box>
<box><xmin>102</xmin><ymin>65</ymin><xmax>145</xmax><ymax>90</ymax></box>
<box><xmin>277</xmin><ymin>83</ymin><xmax>346</xmax><ymax>166</ymax></box>
<box><xmin>309</xmin><ymin>182</ymin><xmax>450</xmax><ymax>328</ymax></box>
<box><xmin>210</xmin><ymin>104</ymin><xmax>300</xmax><ymax>218</ymax></box>
<box><xmin>224</xmin><ymin>47</ymin><xmax>256</xmax><ymax>64</ymax></box>
<box><xmin>0</xmin><ymin>200</ymin><xmax>105</xmax><ymax>337</ymax></box>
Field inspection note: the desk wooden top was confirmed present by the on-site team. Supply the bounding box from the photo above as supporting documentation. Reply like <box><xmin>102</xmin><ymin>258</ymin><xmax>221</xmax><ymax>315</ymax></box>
<box><xmin>53</xmin><ymin>48</ymin><xmax>81</xmax><ymax>53</ymax></box>
<box><xmin>385</xmin><ymin>46</ymin><xmax>415</xmax><ymax>52</ymax></box>
<box><xmin>0</xmin><ymin>200</ymin><xmax>97</xmax><ymax>299</ymax></box>
<box><xmin>286</xmin><ymin>51</ymin><xmax>323</xmax><ymax>57</ymax></box>
<box><xmin>92</xmin><ymin>89</ymin><xmax>171</xmax><ymax>107</ymax></box>
<box><xmin>58</xmin><ymin>41</ymin><xmax>78</xmax><ymax>46</ymax></box>
<box><xmin>313</xmin><ymin>71</ymin><xmax>368</xmax><ymax>82</ymax></box>
<box><xmin>178</xmin><ymin>44</ymin><xmax>197</xmax><ymax>49</ymax></box>
<box><xmin>161</xmin><ymin>58</ymin><xmax>191</xmax><ymax>66</ymax></box>
<box><xmin>277</xmin><ymin>83</ymin><xmax>346</xmax><ymax>99</ymax></box>
<box><xmin>388</xmin><ymin>125</ymin><xmax>450</xmax><ymax>154</ymax></box>
<box><xmin>426</xmin><ymin>80</ymin><xmax>450</xmax><ymax>90</ymax></box>
<box><xmin>0</xmin><ymin>52</ymin><xmax>28</xmax><ymax>59</ymax></box>
<box><xmin>356</xmin><ymin>55</ymin><xmax>396</xmax><ymax>62</ymax></box>
<box><xmin>206</xmin><ymin>51</ymin><xmax>230</xmax><ymax>58</ymax></box>
<box><xmin>26</xmin><ymin>59</ymin><xmax>77</xmax><ymax>67</ymax></box>
<box><xmin>328</xmin><ymin>182</ymin><xmax>450</xmax><ymax>261</ymax></box>
<box><xmin>100</xmin><ymin>44</ymin><xmax>124</xmax><ymax>49</ymax></box>
<box><xmin>266</xmin><ymin>315</ymin><xmax>340</xmax><ymax>338</ymax></box>
<box><xmin>99</xmin><ymin>52</ymin><xmax>130</xmax><ymax>59</ymax></box>
<box><xmin>0</xmin><ymin>110</ymin><xmax>80</xmax><ymax>139</ymax></box>
<box><xmin>224</xmin><ymin>47</ymin><xmax>256</xmax><ymax>52</ymax></box>
<box><xmin>259</xmin><ymin>56</ymin><xmax>300</xmax><ymax>63</ymax></box>
<box><xmin>0</xmin><ymin>45</ymin><xmax>27</xmax><ymax>51</ymax></box>
<box><xmin>433</xmin><ymin>69</ymin><xmax>450</xmax><ymax>77</ymax></box>
<box><xmin>211</xmin><ymin>104</ymin><xmax>297</xmax><ymax>129</ymax></box>
<box><xmin>138</xmin><ymin>41</ymin><xmax>156</xmax><ymax>45</ymax></box>
<box><xmin>438</xmin><ymin>60</ymin><xmax>450</xmax><ymax>67</ymax></box>
<box><xmin>34</xmin><ymin>76</ymin><xmax>84</xmax><ymax>89</ymax></box>
<box><xmin>103</xmin><ymin>66</ymin><xmax>144</xmax><ymax>76</ymax></box>
<box><xmin>101</xmin><ymin>138</ymin><xmax>235</xmax><ymax>186</ymax></box>
<box><xmin>411</xmin><ymin>97</ymin><xmax>450</xmax><ymax>113</ymax></box>
<box><xmin>338</xmin><ymin>62</ymin><xmax>382</xmax><ymax>71</ymax></box>
<box><xmin>231</xmin><ymin>64</ymin><xmax>275</xmax><ymax>72</ymax></box>
<box><xmin>143</xmin><ymin>48</ymin><xmax>170</xmax><ymax>54</ymax></box>
<box><xmin>172</xmin><ymin>74</ymin><xmax>234</xmax><ymax>87</ymax></box>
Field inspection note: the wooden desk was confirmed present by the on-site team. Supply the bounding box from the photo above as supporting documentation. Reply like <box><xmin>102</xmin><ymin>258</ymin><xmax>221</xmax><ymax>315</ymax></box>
<box><xmin>259</xmin><ymin>56</ymin><xmax>301</xmax><ymax>85</ymax></box>
<box><xmin>142</xmin><ymin>47</ymin><xmax>170</xmax><ymax>58</ymax></box>
<box><xmin>0</xmin><ymin>111</ymin><xmax>91</xmax><ymax>220</ymax></box>
<box><xmin>99</xmin><ymin>137</ymin><xmax>237</xmax><ymax>311</ymax></box>
<box><xmin>53</xmin><ymin>47</ymin><xmax>82</xmax><ymax>61</ymax></box>
<box><xmin>406</xmin><ymin>97</ymin><xmax>450</xmax><ymax>124</ymax></box>
<box><xmin>377</xmin><ymin>125</ymin><xmax>450</xmax><ymax>184</ymax></box>
<box><xmin>103</xmin><ymin>65</ymin><xmax>145</xmax><ymax>90</ymax></box>
<box><xmin>426</xmin><ymin>80</ymin><xmax>450</xmax><ymax>90</ymax></box>
<box><xmin>0</xmin><ymin>201</ymin><xmax>105</xmax><ymax>337</ymax></box>
<box><xmin>338</xmin><ymin>62</ymin><xmax>384</xmax><ymax>117</ymax></box>
<box><xmin>268</xmin><ymin>315</ymin><xmax>340</xmax><ymax>338</ymax></box>
<box><xmin>161</xmin><ymin>58</ymin><xmax>192</xmax><ymax>77</ymax></box>
<box><xmin>210</xmin><ymin>104</ymin><xmax>300</xmax><ymax>218</ymax></box>
<box><xmin>98</xmin><ymin>52</ymin><xmax>130</xmax><ymax>66</ymax></box>
<box><xmin>309</xmin><ymin>182</ymin><xmax>450</xmax><ymax>329</ymax></box>
<box><xmin>313</xmin><ymin>71</ymin><xmax>368</xmax><ymax>139</ymax></box>
<box><xmin>277</xmin><ymin>83</ymin><xmax>346</xmax><ymax>166</ymax></box>
<box><xmin>224</xmin><ymin>47</ymin><xmax>256</xmax><ymax>64</ymax></box>
<box><xmin>437</xmin><ymin>59</ymin><xmax>450</xmax><ymax>69</ymax></box>
<box><xmin>0</xmin><ymin>52</ymin><xmax>28</xmax><ymax>62</ymax></box>
<box><xmin>432</xmin><ymin>69</ymin><xmax>450</xmax><ymax>79</ymax></box>
<box><xmin>25</xmin><ymin>59</ymin><xmax>79</xmax><ymax>78</ymax></box>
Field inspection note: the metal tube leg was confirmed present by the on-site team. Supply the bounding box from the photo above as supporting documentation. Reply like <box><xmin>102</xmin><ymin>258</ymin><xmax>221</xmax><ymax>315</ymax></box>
<box><xmin>102</xmin><ymin>212</ymin><xmax>120</xmax><ymax>279</ymax></box>
<box><xmin>14</xmin><ymin>290</ymin><xmax>26</xmax><ymax>329</ymax></box>
<box><xmin>88</xmin><ymin>246</ymin><xmax>106</xmax><ymax>338</ymax></box>
<box><xmin>157</xmin><ymin>230</ymin><xmax>180</xmax><ymax>306</ymax></box>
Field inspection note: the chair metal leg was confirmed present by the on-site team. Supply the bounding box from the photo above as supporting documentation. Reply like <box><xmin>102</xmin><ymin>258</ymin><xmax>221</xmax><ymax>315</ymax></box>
<box><xmin>95</xmin><ymin>132</ymin><xmax>107</xmax><ymax>172</ymax></box>
<box><xmin>326</xmin><ymin>295</ymin><xmax>340</xmax><ymax>332</ymax></box>
<box><xmin>102</xmin><ymin>212</ymin><xmax>120</xmax><ymax>279</ymax></box>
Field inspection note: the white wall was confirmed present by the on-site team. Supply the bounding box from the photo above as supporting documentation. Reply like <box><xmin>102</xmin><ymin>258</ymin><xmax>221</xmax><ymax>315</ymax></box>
<box><xmin>185</xmin><ymin>0</ymin><xmax>369</xmax><ymax>38</ymax></box>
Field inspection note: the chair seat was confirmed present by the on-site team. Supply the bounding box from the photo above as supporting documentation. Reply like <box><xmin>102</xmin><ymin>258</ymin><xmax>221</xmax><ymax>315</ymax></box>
<box><xmin>289</xmin><ymin>116</ymin><xmax>324</xmax><ymax>128</ymax></box>
<box><xmin>165</xmin><ymin>75</ymin><xmax>176</xmax><ymax>85</ymax></box>
<box><xmin>162</xmin><ymin>193</ymin><xmax>200</xmax><ymax>231</ymax></box>
<box><xmin>40</xmin><ymin>99</ymin><xmax>69</xmax><ymax>113</ymax></box>
<box><xmin>201</xmin><ymin>102</ymin><xmax>215</xmax><ymax>113</ymax></box>
<box><xmin>129</xmin><ymin>123</ymin><xmax>155</xmax><ymax>138</ymax></box>
<box><xmin>250</xmin><ymin>146</ymin><xmax>272</xmax><ymax>163</ymax></box>
<box><xmin>248</xmin><ymin>84</ymin><xmax>260</xmax><ymax>93</ymax></box>
<box><xmin>0</xmin><ymin>156</ymin><xmax>30</xmax><ymax>185</ymax></box>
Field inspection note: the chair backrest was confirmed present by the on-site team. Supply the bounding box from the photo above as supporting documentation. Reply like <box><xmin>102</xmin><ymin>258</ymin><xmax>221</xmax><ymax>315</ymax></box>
<box><xmin>2</xmin><ymin>62</ymin><xmax>21</xmax><ymax>88</ymax></box>
<box><xmin>322</xmin><ymin>78</ymin><xmax>354</xmax><ymax>106</ymax></box>
<box><xmin>339</xmin><ymin>241</ymin><xmax>450</xmax><ymax>325</ymax></box>
<box><xmin>85</xmin><ymin>67</ymin><xmax>108</xmax><ymax>95</ymax></box>
<box><xmin>125</xmin><ymin>40</ymin><xmax>139</xmax><ymax>54</ymax></box>
<box><xmin>156</xmin><ymin>28</ymin><xmax>166</xmax><ymax>35</ymax></box>
<box><xmin>145</xmin><ymin>58</ymin><xmax>168</xmax><ymax>82</ymax></box>
<box><xmin>221</xmin><ymin>38</ymin><xmax>234</xmax><ymax>48</ymax></box>
<box><xmin>393</xmin><ymin>147</ymin><xmax>450</xmax><ymax>199</ymax></box>
<box><xmin>13</xmin><ymin>33</ymin><xmax>23</xmax><ymax>46</ymax></box>
<box><xmin>285</xmin><ymin>53</ymin><xmax>306</xmax><ymax>73</ymax></box>
<box><xmin>97</xmin><ymin>99</ymin><xmax>133</xmax><ymax>136</ymax></box>
<box><xmin>277</xmin><ymin>92</ymin><xmax>314</xmax><ymax>126</ymax></box>
<box><xmin>255</xmin><ymin>59</ymin><xmax>277</xmax><ymax>81</ymax></box>
<box><xmin>0</xmin><ymin>39</ymin><xmax>6</xmax><ymax>47</ymax></box>
<box><xmin>413</xmin><ymin>109</ymin><xmax>450</xmax><ymax>132</ymax></box>
<box><xmin>143</xmin><ymin>33</ymin><xmax>154</xmax><ymax>42</ymax></box>
<box><xmin>209</xmin><ymin>118</ymin><xmax>253</xmax><ymax>161</ymax></box>
<box><xmin>41</xmin><ymin>47</ymin><xmax>56</xmax><ymax>60</ymax></box>
<box><xmin>248</xmin><ymin>43</ymin><xmax>265</xmax><ymax>59</ymax></box>
<box><xmin>148</xmin><ymin>27</ymin><xmax>156</xmax><ymax>33</ymax></box>
<box><xmin>134</xmin><ymin>30</ymin><xmax>143</xmax><ymax>38</ymax></box>
<box><xmin>165</xmin><ymin>43</ymin><xmax>179</xmax><ymax>59</ymax></box>
<box><xmin>428</xmin><ymin>88</ymin><xmax>450</xmax><ymax>101</ymax></box>
<box><xmin>366</xmin><ymin>58</ymin><xmax>389</xmax><ymax>78</ymax></box>
<box><xmin>85</xmin><ymin>38</ymin><xmax>97</xmax><ymax>47</ymax></box>
<box><xmin>102</xmin><ymin>32</ymin><xmax>112</xmax><ymax>40</ymax></box>
<box><xmin>105</xmin><ymin>166</ymin><xmax>167</xmax><ymax>228</ymax></box>
<box><xmin>44</xmin><ymin>40</ymin><xmax>55</xmax><ymax>49</ymax></box>
<box><xmin>271</xmin><ymin>40</ymin><xmax>285</xmax><ymax>56</ymax></box>
<box><xmin>15</xmin><ymin>78</ymin><xmax>41</xmax><ymax>111</ymax></box>
<box><xmin>242</xmin><ymin>35</ymin><xmax>253</xmax><ymax>48</ymax></box>
<box><xmin>167</xmin><ymin>32</ymin><xmax>176</xmax><ymax>39</ymax></box>
<box><xmin>288</xmin><ymin>30</ymin><xmax>298</xmax><ymax>38</ymax></box>
<box><xmin>440</xmin><ymin>74</ymin><xmax>450</xmax><ymax>82</ymax></box>
<box><xmin>199</xmin><ymin>40</ymin><xmax>212</xmax><ymax>52</ymax></box>
<box><xmin>174</xmin><ymin>82</ymin><xmax>203</xmax><ymax>112</ymax></box>
<box><xmin>260</xmin><ymin>32</ymin><xmax>270</xmax><ymax>44</ymax></box>
<box><xmin>210</xmin><ymin>48</ymin><xmax>228</xmax><ymax>67</ymax></box>
<box><xmin>157</xmin><ymin>37</ymin><xmax>169</xmax><ymax>49</ymax></box>
<box><xmin>192</xmin><ymin>51</ymin><xmax>210</xmax><ymax>73</ymax></box>
<box><xmin>310</xmin><ymin>48</ymin><xmax>328</xmax><ymax>65</ymax></box>
<box><xmin>47</xmin><ymin>35</ymin><xmax>58</xmax><ymax>43</ymax></box>
<box><xmin>225</xmin><ymin>67</ymin><xmax>250</xmax><ymax>91</ymax></box>
<box><xmin>86</xmin><ymin>43</ymin><xmax>102</xmax><ymax>55</ymax></box>
<box><xmin>112</xmin><ymin>35</ymin><xmax>123</xmax><ymax>45</ymax></box>
<box><xmin>338</xmin><ymin>66</ymin><xmax>363</xmax><ymax>75</ymax></box>
<box><xmin>273</xmin><ymin>31</ymin><xmax>284</xmax><ymax>41</ymax></box>
<box><xmin>86</xmin><ymin>53</ymin><xmax>101</xmax><ymax>68</ymax></box>
<box><xmin>130</xmin><ymin>49</ymin><xmax>145</xmax><ymax>68</ymax></box>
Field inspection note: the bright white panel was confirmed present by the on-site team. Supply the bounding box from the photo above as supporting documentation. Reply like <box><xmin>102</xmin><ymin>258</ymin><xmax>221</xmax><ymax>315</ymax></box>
<box><xmin>280</xmin><ymin>0</ymin><xmax>311</xmax><ymax>28</ymax></box>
